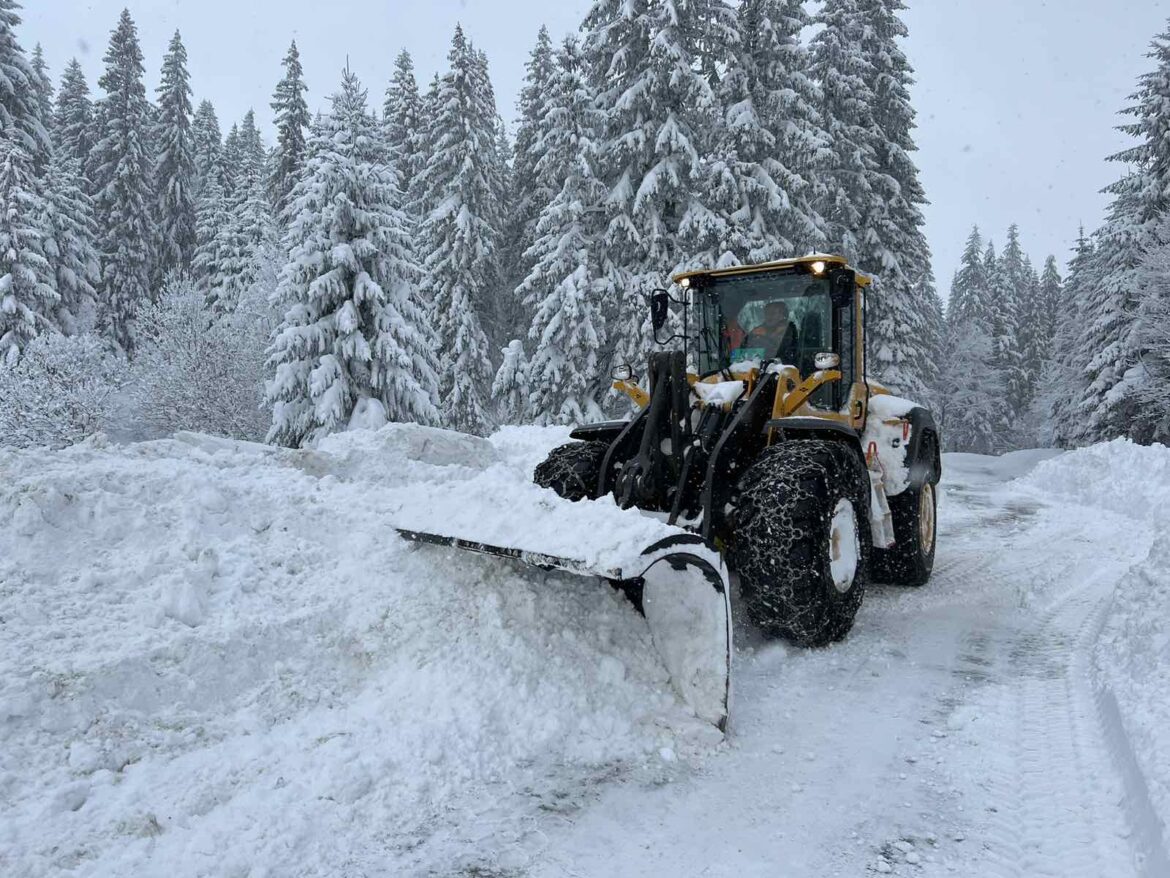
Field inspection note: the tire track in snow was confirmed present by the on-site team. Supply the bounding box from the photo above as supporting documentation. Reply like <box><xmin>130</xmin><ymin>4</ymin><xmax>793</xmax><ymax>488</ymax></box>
<box><xmin>934</xmin><ymin>492</ymin><xmax>1158</xmax><ymax>878</ymax></box>
<box><xmin>1090</xmin><ymin>594</ymin><xmax>1170</xmax><ymax>878</ymax></box>
<box><xmin>860</xmin><ymin>459</ymin><xmax>1161</xmax><ymax>878</ymax></box>
<box><xmin>996</xmin><ymin>585</ymin><xmax>1135</xmax><ymax>877</ymax></box>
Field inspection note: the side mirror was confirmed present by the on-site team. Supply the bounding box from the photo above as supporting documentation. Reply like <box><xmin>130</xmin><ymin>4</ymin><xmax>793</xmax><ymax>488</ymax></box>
<box><xmin>612</xmin><ymin>363</ymin><xmax>634</xmax><ymax>382</ymax></box>
<box><xmin>828</xmin><ymin>268</ymin><xmax>855</xmax><ymax>308</ymax></box>
<box><xmin>814</xmin><ymin>352</ymin><xmax>840</xmax><ymax>371</ymax></box>
<box><xmin>649</xmin><ymin>289</ymin><xmax>670</xmax><ymax>333</ymax></box>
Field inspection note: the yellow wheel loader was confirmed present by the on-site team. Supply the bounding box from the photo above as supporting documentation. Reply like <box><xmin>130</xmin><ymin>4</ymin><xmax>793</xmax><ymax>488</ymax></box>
<box><xmin>397</xmin><ymin>255</ymin><xmax>941</xmax><ymax>732</ymax></box>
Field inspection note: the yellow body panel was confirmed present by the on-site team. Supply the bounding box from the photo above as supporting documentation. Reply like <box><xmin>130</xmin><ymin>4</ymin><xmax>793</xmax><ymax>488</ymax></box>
<box><xmin>612</xmin><ymin>379</ymin><xmax>650</xmax><ymax>408</ymax></box>
<box><xmin>776</xmin><ymin>370</ymin><xmax>843</xmax><ymax>418</ymax></box>
<box><xmin>672</xmin><ymin>254</ymin><xmax>874</xmax><ymax>288</ymax></box>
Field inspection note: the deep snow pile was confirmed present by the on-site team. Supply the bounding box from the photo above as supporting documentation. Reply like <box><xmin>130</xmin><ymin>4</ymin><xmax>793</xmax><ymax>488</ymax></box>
<box><xmin>322</xmin><ymin>424</ymin><xmax>685</xmax><ymax>573</ymax></box>
<box><xmin>0</xmin><ymin>424</ymin><xmax>715</xmax><ymax>877</ymax></box>
<box><xmin>1022</xmin><ymin>438</ymin><xmax>1170</xmax><ymax>828</ymax></box>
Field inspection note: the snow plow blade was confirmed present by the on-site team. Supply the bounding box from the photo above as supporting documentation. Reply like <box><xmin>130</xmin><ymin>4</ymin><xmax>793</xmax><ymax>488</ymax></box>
<box><xmin>396</xmin><ymin>529</ymin><xmax>732</xmax><ymax>731</ymax></box>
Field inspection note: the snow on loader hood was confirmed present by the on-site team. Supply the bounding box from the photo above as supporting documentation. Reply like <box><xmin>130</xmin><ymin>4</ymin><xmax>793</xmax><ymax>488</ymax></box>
<box><xmin>0</xmin><ymin>424</ymin><xmax>724</xmax><ymax>877</ymax></box>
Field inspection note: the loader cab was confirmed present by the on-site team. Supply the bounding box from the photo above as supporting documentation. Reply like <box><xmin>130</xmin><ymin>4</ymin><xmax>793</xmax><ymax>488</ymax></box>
<box><xmin>679</xmin><ymin>258</ymin><xmax>868</xmax><ymax>417</ymax></box>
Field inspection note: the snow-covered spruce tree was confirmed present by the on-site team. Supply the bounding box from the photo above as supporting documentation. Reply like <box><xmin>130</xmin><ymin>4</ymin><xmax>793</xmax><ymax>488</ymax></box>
<box><xmin>154</xmin><ymin>30</ymin><xmax>197</xmax><ymax>282</ymax></box>
<box><xmin>491</xmin><ymin>338</ymin><xmax>530</xmax><ymax>425</ymax></box>
<box><xmin>206</xmin><ymin>110</ymin><xmax>274</xmax><ymax>315</ymax></box>
<box><xmin>42</xmin><ymin>152</ymin><xmax>100</xmax><ymax>334</ymax></box>
<box><xmin>1128</xmin><ymin>215</ymin><xmax>1170</xmax><ymax>442</ymax></box>
<box><xmin>946</xmin><ymin>226</ymin><xmax>989</xmax><ymax>325</ymax></box>
<box><xmin>415</xmin><ymin>26</ymin><xmax>501</xmax><ymax>434</ymax></box>
<box><xmin>90</xmin><ymin>9</ymin><xmax>155</xmax><ymax>355</ymax></box>
<box><xmin>1018</xmin><ymin>255</ymin><xmax>1042</xmax><ymax>362</ymax></box>
<box><xmin>1048</xmin><ymin>228</ymin><xmax>1095</xmax><ymax>447</ymax></box>
<box><xmin>582</xmin><ymin>0</ymin><xmax>737</xmax><ymax>367</ymax></box>
<box><xmin>934</xmin><ymin>318</ymin><xmax>1003</xmax><ymax>455</ymax></box>
<box><xmin>473</xmin><ymin>47</ymin><xmax>510</xmax><ymax>224</ymax></box>
<box><xmin>1026</xmin><ymin>253</ymin><xmax>1064</xmax><ymax>445</ymax></box>
<box><xmin>267</xmin><ymin>68</ymin><xmax>439</xmax><ymax>447</ymax></box>
<box><xmin>808</xmin><ymin>1</ymin><xmax>873</xmax><ymax>266</ymax></box>
<box><xmin>513</xmin><ymin>34</ymin><xmax>611</xmax><ymax>426</ymax></box>
<box><xmin>704</xmin><ymin>0</ymin><xmax>826</xmax><ymax>266</ymax></box>
<box><xmin>1039</xmin><ymin>253</ymin><xmax>1064</xmax><ymax>320</ymax></box>
<box><xmin>1016</xmin><ymin>253</ymin><xmax>1054</xmax><ymax>420</ymax></box>
<box><xmin>916</xmin><ymin>265</ymin><xmax>946</xmax><ymax>409</ymax></box>
<box><xmin>221</xmin><ymin>121</ymin><xmax>243</xmax><ymax>201</ymax></box>
<box><xmin>1012</xmin><ymin>253</ymin><xmax>1041</xmax><ymax>441</ymax></box>
<box><xmin>233</xmin><ymin>112</ymin><xmax>266</xmax><ymax>185</ymax></box>
<box><xmin>30</xmin><ymin>44</ymin><xmax>51</xmax><ymax>136</ymax></box>
<box><xmin>191</xmin><ymin>99</ymin><xmax>224</xmax><ymax>195</ymax></box>
<box><xmin>810</xmin><ymin>0</ymin><xmax>935</xmax><ymax>397</ymax></box>
<box><xmin>407</xmin><ymin>72</ymin><xmax>442</xmax><ymax>222</ymax></box>
<box><xmin>206</xmin><ymin>171</ymin><xmax>277</xmax><ymax>316</ymax></box>
<box><xmin>0</xmin><ymin>139</ymin><xmax>55</xmax><ymax>364</ymax></box>
<box><xmin>503</xmin><ymin>27</ymin><xmax>558</xmax><ymax>292</ymax></box>
<box><xmin>995</xmin><ymin>223</ymin><xmax>1031</xmax><ymax>416</ymax></box>
<box><xmin>1069</xmin><ymin>23</ymin><xmax>1170</xmax><ymax>443</ymax></box>
<box><xmin>192</xmin><ymin>172</ymin><xmax>228</xmax><ymax>293</ymax></box>
<box><xmin>270</xmin><ymin>40</ymin><xmax>309</xmax><ymax>216</ymax></box>
<box><xmin>383</xmin><ymin>50</ymin><xmax>425</xmax><ymax>210</ymax></box>
<box><xmin>471</xmin><ymin>44</ymin><xmax>513</xmax><ymax>345</ymax></box>
<box><xmin>980</xmin><ymin>238</ymin><xmax>1025</xmax><ymax>445</ymax></box>
<box><xmin>231</xmin><ymin>110</ymin><xmax>267</xmax><ymax>196</ymax></box>
<box><xmin>638</xmin><ymin>0</ymin><xmax>737</xmax><ymax>278</ymax></box>
<box><xmin>1069</xmin><ymin>186</ymin><xmax>1145</xmax><ymax>444</ymax></box>
<box><xmin>0</xmin><ymin>3</ymin><xmax>50</xmax><ymax>170</ymax></box>
<box><xmin>937</xmin><ymin>227</ymin><xmax>1010</xmax><ymax>451</ymax></box>
<box><xmin>54</xmin><ymin>59</ymin><xmax>93</xmax><ymax>171</ymax></box>
<box><xmin>581</xmin><ymin>0</ymin><xmax>654</xmax><ymax>370</ymax></box>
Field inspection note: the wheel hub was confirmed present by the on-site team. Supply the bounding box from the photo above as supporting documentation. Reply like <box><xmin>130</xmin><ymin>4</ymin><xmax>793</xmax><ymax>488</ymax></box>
<box><xmin>919</xmin><ymin>482</ymin><xmax>936</xmax><ymax>554</ymax></box>
<box><xmin>829</xmin><ymin>498</ymin><xmax>859</xmax><ymax>593</ymax></box>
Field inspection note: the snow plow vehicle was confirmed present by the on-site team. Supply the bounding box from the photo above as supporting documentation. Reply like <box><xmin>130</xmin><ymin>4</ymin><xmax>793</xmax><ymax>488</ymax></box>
<box><xmin>396</xmin><ymin>255</ymin><xmax>941</xmax><ymax>731</ymax></box>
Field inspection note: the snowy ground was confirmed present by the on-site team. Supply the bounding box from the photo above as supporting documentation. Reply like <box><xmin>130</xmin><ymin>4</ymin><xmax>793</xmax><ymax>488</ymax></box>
<box><xmin>2</xmin><ymin>428</ymin><xmax>1167</xmax><ymax>876</ymax></box>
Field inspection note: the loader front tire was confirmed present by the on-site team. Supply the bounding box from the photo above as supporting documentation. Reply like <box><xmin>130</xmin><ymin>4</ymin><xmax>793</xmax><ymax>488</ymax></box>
<box><xmin>533</xmin><ymin>441</ymin><xmax>609</xmax><ymax>502</ymax></box>
<box><xmin>732</xmin><ymin>440</ymin><xmax>871</xmax><ymax>646</ymax></box>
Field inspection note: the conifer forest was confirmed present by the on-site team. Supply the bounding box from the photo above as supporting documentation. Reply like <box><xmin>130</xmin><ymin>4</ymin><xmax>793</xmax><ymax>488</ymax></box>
<box><xmin>1</xmin><ymin>2</ymin><xmax>1169</xmax><ymax>452</ymax></box>
<box><xmin>8</xmin><ymin>5</ymin><xmax>1170</xmax><ymax>877</ymax></box>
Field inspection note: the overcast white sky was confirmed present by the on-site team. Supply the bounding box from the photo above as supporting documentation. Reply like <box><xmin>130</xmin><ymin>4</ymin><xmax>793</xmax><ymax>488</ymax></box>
<box><xmin>21</xmin><ymin>0</ymin><xmax>1170</xmax><ymax>298</ymax></box>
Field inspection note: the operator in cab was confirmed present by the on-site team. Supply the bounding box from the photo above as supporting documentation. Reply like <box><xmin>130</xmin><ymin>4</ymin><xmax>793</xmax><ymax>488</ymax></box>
<box><xmin>729</xmin><ymin>300</ymin><xmax>799</xmax><ymax>365</ymax></box>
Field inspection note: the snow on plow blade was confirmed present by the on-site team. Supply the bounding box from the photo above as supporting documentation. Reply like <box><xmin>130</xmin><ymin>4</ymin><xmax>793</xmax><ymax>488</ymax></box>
<box><xmin>396</xmin><ymin>528</ymin><xmax>732</xmax><ymax>731</ymax></box>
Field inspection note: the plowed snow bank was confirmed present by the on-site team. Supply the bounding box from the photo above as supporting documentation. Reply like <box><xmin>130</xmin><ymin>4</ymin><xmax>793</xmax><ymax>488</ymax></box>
<box><xmin>0</xmin><ymin>425</ymin><xmax>712</xmax><ymax>877</ymax></box>
<box><xmin>1023</xmin><ymin>438</ymin><xmax>1170</xmax><ymax>831</ymax></box>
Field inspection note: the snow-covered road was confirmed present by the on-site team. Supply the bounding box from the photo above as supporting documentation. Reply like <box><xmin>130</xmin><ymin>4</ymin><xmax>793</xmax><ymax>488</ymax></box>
<box><xmin>2</xmin><ymin>428</ymin><xmax>1167</xmax><ymax>877</ymax></box>
<box><xmin>529</xmin><ymin>448</ymin><xmax>1168</xmax><ymax>877</ymax></box>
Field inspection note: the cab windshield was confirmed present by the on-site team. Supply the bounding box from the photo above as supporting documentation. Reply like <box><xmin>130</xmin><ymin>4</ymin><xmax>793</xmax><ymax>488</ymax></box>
<box><xmin>694</xmin><ymin>272</ymin><xmax>834</xmax><ymax>377</ymax></box>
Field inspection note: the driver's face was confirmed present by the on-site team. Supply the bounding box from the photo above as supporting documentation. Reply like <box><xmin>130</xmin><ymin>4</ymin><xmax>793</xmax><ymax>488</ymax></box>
<box><xmin>764</xmin><ymin>302</ymin><xmax>788</xmax><ymax>329</ymax></box>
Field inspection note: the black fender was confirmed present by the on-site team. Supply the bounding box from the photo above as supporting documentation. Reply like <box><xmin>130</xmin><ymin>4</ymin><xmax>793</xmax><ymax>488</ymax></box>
<box><xmin>762</xmin><ymin>416</ymin><xmax>866</xmax><ymax>468</ymax></box>
<box><xmin>763</xmin><ymin>416</ymin><xmax>859</xmax><ymax>439</ymax></box>
<box><xmin>569</xmin><ymin>420</ymin><xmax>630</xmax><ymax>444</ymax></box>
<box><xmin>905</xmin><ymin>407</ymin><xmax>941</xmax><ymax>486</ymax></box>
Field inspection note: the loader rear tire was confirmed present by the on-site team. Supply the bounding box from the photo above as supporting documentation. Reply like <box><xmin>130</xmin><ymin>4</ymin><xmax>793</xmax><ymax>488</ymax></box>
<box><xmin>732</xmin><ymin>440</ymin><xmax>871</xmax><ymax>646</ymax></box>
<box><xmin>870</xmin><ymin>435</ymin><xmax>938</xmax><ymax>587</ymax></box>
<box><xmin>533</xmin><ymin>441</ymin><xmax>608</xmax><ymax>502</ymax></box>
